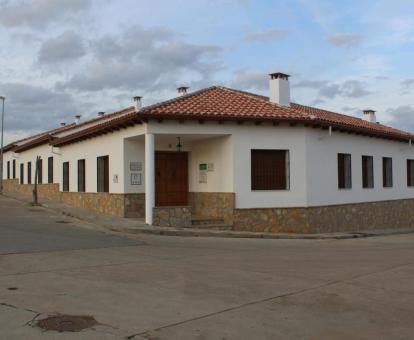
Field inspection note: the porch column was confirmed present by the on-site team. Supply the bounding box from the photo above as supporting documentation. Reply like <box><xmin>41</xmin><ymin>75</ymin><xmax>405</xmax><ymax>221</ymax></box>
<box><xmin>145</xmin><ymin>133</ymin><xmax>155</xmax><ymax>225</ymax></box>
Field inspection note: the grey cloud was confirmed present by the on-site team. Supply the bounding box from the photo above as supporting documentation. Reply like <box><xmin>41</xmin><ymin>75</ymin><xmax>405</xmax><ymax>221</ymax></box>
<box><xmin>327</xmin><ymin>33</ymin><xmax>362</xmax><ymax>47</ymax></box>
<box><xmin>230</xmin><ymin>70</ymin><xmax>267</xmax><ymax>91</ymax></box>
<box><xmin>0</xmin><ymin>83</ymin><xmax>79</xmax><ymax>133</ymax></box>
<box><xmin>245</xmin><ymin>28</ymin><xmax>289</xmax><ymax>42</ymax></box>
<box><xmin>60</xmin><ymin>26</ymin><xmax>223</xmax><ymax>92</ymax></box>
<box><xmin>402</xmin><ymin>79</ymin><xmax>414</xmax><ymax>89</ymax></box>
<box><xmin>387</xmin><ymin>105</ymin><xmax>414</xmax><ymax>132</ymax></box>
<box><xmin>38</xmin><ymin>31</ymin><xmax>86</xmax><ymax>64</ymax></box>
<box><xmin>0</xmin><ymin>0</ymin><xmax>91</xmax><ymax>29</ymax></box>
<box><xmin>295</xmin><ymin>79</ymin><xmax>371</xmax><ymax>99</ymax></box>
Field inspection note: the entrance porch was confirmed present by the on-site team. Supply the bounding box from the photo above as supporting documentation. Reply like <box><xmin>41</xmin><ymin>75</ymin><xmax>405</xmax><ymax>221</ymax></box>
<box><xmin>124</xmin><ymin>133</ymin><xmax>234</xmax><ymax>227</ymax></box>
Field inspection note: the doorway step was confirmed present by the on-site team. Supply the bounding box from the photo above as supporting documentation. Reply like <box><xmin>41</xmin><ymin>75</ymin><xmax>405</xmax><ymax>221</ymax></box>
<box><xmin>190</xmin><ymin>216</ymin><xmax>233</xmax><ymax>231</ymax></box>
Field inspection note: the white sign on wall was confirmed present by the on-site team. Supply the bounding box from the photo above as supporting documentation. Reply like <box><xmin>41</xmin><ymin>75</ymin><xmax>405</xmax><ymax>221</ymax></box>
<box><xmin>130</xmin><ymin>161</ymin><xmax>142</xmax><ymax>172</ymax></box>
<box><xmin>131</xmin><ymin>173</ymin><xmax>142</xmax><ymax>185</ymax></box>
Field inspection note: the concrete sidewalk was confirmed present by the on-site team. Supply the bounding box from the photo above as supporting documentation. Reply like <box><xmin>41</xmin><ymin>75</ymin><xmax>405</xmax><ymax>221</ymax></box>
<box><xmin>3</xmin><ymin>193</ymin><xmax>414</xmax><ymax>240</ymax></box>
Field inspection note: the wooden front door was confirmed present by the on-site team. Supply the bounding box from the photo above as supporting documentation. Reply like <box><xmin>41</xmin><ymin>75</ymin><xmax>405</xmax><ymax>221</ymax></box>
<box><xmin>155</xmin><ymin>151</ymin><xmax>188</xmax><ymax>206</ymax></box>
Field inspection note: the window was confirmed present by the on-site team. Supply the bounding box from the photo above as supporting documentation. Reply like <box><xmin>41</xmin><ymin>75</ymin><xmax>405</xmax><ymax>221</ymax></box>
<box><xmin>20</xmin><ymin>164</ymin><xmax>24</xmax><ymax>184</ymax></box>
<box><xmin>78</xmin><ymin>159</ymin><xmax>86</xmax><ymax>192</ymax></box>
<box><xmin>362</xmin><ymin>156</ymin><xmax>374</xmax><ymax>189</ymax></box>
<box><xmin>338</xmin><ymin>153</ymin><xmax>352</xmax><ymax>189</ymax></box>
<box><xmin>12</xmin><ymin>160</ymin><xmax>16</xmax><ymax>179</ymax></box>
<box><xmin>251</xmin><ymin>150</ymin><xmax>289</xmax><ymax>190</ymax></box>
<box><xmin>37</xmin><ymin>159</ymin><xmax>43</xmax><ymax>184</ymax></box>
<box><xmin>63</xmin><ymin>162</ymin><xmax>69</xmax><ymax>192</ymax></box>
<box><xmin>6</xmin><ymin>161</ymin><xmax>10</xmax><ymax>179</ymax></box>
<box><xmin>27</xmin><ymin>162</ymin><xmax>32</xmax><ymax>184</ymax></box>
<box><xmin>407</xmin><ymin>160</ymin><xmax>414</xmax><ymax>187</ymax></box>
<box><xmin>48</xmin><ymin>157</ymin><xmax>53</xmax><ymax>184</ymax></box>
<box><xmin>383</xmin><ymin>157</ymin><xmax>393</xmax><ymax>188</ymax></box>
<box><xmin>97</xmin><ymin>156</ymin><xmax>109</xmax><ymax>193</ymax></box>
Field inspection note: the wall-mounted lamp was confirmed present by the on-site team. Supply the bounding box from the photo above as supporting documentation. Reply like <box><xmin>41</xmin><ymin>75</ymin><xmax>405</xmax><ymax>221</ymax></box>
<box><xmin>176</xmin><ymin>137</ymin><xmax>183</xmax><ymax>152</ymax></box>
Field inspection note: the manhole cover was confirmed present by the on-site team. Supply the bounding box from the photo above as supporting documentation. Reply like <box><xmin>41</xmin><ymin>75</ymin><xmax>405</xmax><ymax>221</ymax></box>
<box><xmin>36</xmin><ymin>315</ymin><xmax>98</xmax><ymax>332</ymax></box>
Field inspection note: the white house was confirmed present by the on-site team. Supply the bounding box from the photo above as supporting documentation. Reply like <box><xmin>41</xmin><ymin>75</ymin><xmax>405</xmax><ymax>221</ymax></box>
<box><xmin>3</xmin><ymin>73</ymin><xmax>414</xmax><ymax>233</ymax></box>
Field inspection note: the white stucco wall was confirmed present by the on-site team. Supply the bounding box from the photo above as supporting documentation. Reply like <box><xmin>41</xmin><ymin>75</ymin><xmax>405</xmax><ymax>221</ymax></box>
<box><xmin>2</xmin><ymin>144</ymin><xmax>60</xmax><ymax>184</ymax></box>
<box><xmin>306</xmin><ymin>128</ymin><xmax>414</xmax><ymax>206</ymax></box>
<box><xmin>5</xmin><ymin>118</ymin><xmax>414</xmax><ymax>210</ymax></box>
<box><xmin>59</xmin><ymin>124</ymin><xmax>145</xmax><ymax>193</ymax></box>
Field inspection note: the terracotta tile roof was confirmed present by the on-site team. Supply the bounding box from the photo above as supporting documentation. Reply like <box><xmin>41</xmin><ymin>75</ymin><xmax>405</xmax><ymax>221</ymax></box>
<box><xmin>6</xmin><ymin>123</ymin><xmax>76</xmax><ymax>153</ymax></box>
<box><xmin>138</xmin><ymin>86</ymin><xmax>414</xmax><ymax>141</ymax></box>
<box><xmin>6</xmin><ymin>85</ymin><xmax>414</xmax><ymax>150</ymax></box>
<box><xmin>50</xmin><ymin>107</ymin><xmax>139</xmax><ymax>147</ymax></box>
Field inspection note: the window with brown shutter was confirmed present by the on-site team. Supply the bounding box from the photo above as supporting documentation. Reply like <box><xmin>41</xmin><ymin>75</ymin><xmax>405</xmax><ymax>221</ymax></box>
<box><xmin>37</xmin><ymin>159</ymin><xmax>43</xmax><ymax>184</ymax></box>
<box><xmin>407</xmin><ymin>160</ymin><xmax>414</xmax><ymax>187</ymax></box>
<box><xmin>251</xmin><ymin>150</ymin><xmax>289</xmax><ymax>190</ymax></box>
<box><xmin>27</xmin><ymin>162</ymin><xmax>32</xmax><ymax>184</ymax></box>
<box><xmin>362</xmin><ymin>155</ymin><xmax>374</xmax><ymax>188</ymax></box>
<box><xmin>48</xmin><ymin>157</ymin><xmax>53</xmax><ymax>184</ymax></box>
<box><xmin>63</xmin><ymin>162</ymin><xmax>69</xmax><ymax>192</ymax></box>
<box><xmin>20</xmin><ymin>164</ymin><xmax>24</xmax><ymax>184</ymax></box>
<box><xmin>383</xmin><ymin>157</ymin><xmax>393</xmax><ymax>188</ymax></box>
<box><xmin>338</xmin><ymin>153</ymin><xmax>352</xmax><ymax>189</ymax></box>
<box><xmin>78</xmin><ymin>159</ymin><xmax>86</xmax><ymax>192</ymax></box>
<box><xmin>6</xmin><ymin>161</ymin><xmax>10</xmax><ymax>179</ymax></box>
<box><xmin>97</xmin><ymin>156</ymin><xmax>109</xmax><ymax>193</ymax></box>
<box><xmin>12</xmin><ymin>160</ymin><xmax>16</xmax><ymax>179</ymax></box>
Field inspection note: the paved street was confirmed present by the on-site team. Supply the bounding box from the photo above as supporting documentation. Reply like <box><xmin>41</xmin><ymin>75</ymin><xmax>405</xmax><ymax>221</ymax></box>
<box><xmin>1</xmin><ymin>195</ymin><xmax>414</xmax><ymax>339</ymax></box>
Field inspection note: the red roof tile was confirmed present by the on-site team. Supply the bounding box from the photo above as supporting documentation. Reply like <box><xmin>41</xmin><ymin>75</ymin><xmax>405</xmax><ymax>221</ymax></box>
<box><xmin>138</xmin><ymin>86</ymin><xmax>414</xmax><ymax>141</ymax></box>
<box><xmin>7</xmin><ymin>85</ymin><xmax>414</xmax><ymax>150</ymax></box>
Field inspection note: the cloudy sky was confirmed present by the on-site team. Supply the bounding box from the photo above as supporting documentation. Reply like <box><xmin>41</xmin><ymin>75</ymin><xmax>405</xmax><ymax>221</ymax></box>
<box><xmin>1</xmin><ymin>0</ymin><xmax>414</xmax><ymax>144</ymax></box>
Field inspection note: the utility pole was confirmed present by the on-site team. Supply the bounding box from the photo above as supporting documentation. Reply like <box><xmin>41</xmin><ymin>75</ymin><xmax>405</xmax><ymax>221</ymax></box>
<box><xmin>0</xmin><ymin>96</ymin><xmax>5</xmax><ymax>194</ymax></box>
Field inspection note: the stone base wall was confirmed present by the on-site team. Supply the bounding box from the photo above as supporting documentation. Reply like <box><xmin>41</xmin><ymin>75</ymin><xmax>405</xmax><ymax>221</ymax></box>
<box><xmin>234</xmin><ymin>199</ymin><xmax>414</xmax><ymax>234</ymax></box>
<box><xmin>3</xmin><ymin>179</ymin><xmax>61</xmax><ymax>202</ymax></box>
<box><xmin>190</xmin><ymin>192</ymin><xmax>235</xmax><ymax>224</ymax></box>
<box><xmin>153</xmin><ymin>206</ymin><xmax>192</xmax><ymax>227</ymax></box>
<box><xmin>2</xmin><ymin>179</ymin><xmax>145</xmax><ymax>218</ymax></box>
<box><xmin>124</xmin><ymin>194</ymin><xmax>145</xmax><ymax>218</ymax></box>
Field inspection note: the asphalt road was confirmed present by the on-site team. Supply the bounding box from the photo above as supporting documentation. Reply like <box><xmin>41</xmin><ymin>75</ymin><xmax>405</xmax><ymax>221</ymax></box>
<box><xmin>0</xmin><ymin>196</ymin><xmax>141</xmax><ymax>255</ymax></box>
<box><xmin>1</xmin><ymin>195</ymin><xmax>414</xmax><ymax>339</ymax></box>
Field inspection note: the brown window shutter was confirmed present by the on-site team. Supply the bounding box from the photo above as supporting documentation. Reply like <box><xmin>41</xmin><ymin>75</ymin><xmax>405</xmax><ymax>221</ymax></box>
<box><xmin>78</xmin><ymin>159</ymin><xmax>86</xmax><ymax>192</ymax></box>
<box><xmin>251</xmin><ymin>150</ymin><xmax>287</xmax><ymax>190</ymax></box>
<box><xmin>48</xmin><ymin>157</ymin><xmax>53</xmax><ymax>184</ymax></box>
<box><xmin>63</xmin><ymin>162</ymin><xmax>69</xmax><ymax>192</ymax></box>
<box><xmin>338</xmin><ymin>154</ymin><xmax>345</xmax><ymax>188</ymax></box>
<box><xmin>97</xmin><ymin>156</ymin><xmax>109</xmax><ymax>193</ymax></box>
<box><xmin>20</xmin><ymin>164</ymin><xmax>24</xmax><ymax>184</ymax></box>
<box><xmin>27</xmin><ymin>162</ymin><xmax>32</xmax><ymax>184</ymax></box>
<box><xmin>37</xmin><ymin>159</ymin><xmax>43</xmax><ymax>184</ymax></box>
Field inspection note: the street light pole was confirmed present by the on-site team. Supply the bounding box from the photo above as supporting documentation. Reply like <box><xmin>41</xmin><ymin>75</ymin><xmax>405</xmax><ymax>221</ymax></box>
<box><xmin>0</xmin><ymin>96</ymin><xmax>5</xmax><ymax>194</ymax></box>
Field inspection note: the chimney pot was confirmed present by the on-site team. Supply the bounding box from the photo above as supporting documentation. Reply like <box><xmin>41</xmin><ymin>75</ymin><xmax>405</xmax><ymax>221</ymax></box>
<box><xmin>74</xmin><ymin>115</ymin><xmax>81</xmax><ymax>124</ymax></box>
<box><xmin>133</xmin><ymin>96</ymin><xmax>142</xmax><ymax>112</ymax></box>
<box><xmin>60</xmin><ymin>122</ymin><xmax>66</xmax><ymax>127</ymax></box>
<box><xmin>177</xmin><ymin>86</ymin><xmax>189</xmax><ymax>97</ymax></box>
<box><xmin>363</xmin><ymin>109</ymin><xmax>376</xmax><ymax>123</ymax></box>
<box><xmin>98</xmin><ymin>111</ymin><xmax>105</xmax><ymax>117</ymax></box>
<box><xmin>269</xmin><ymin>72</ymin><xmax>291</xmax><ymax>106</ymax></box>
